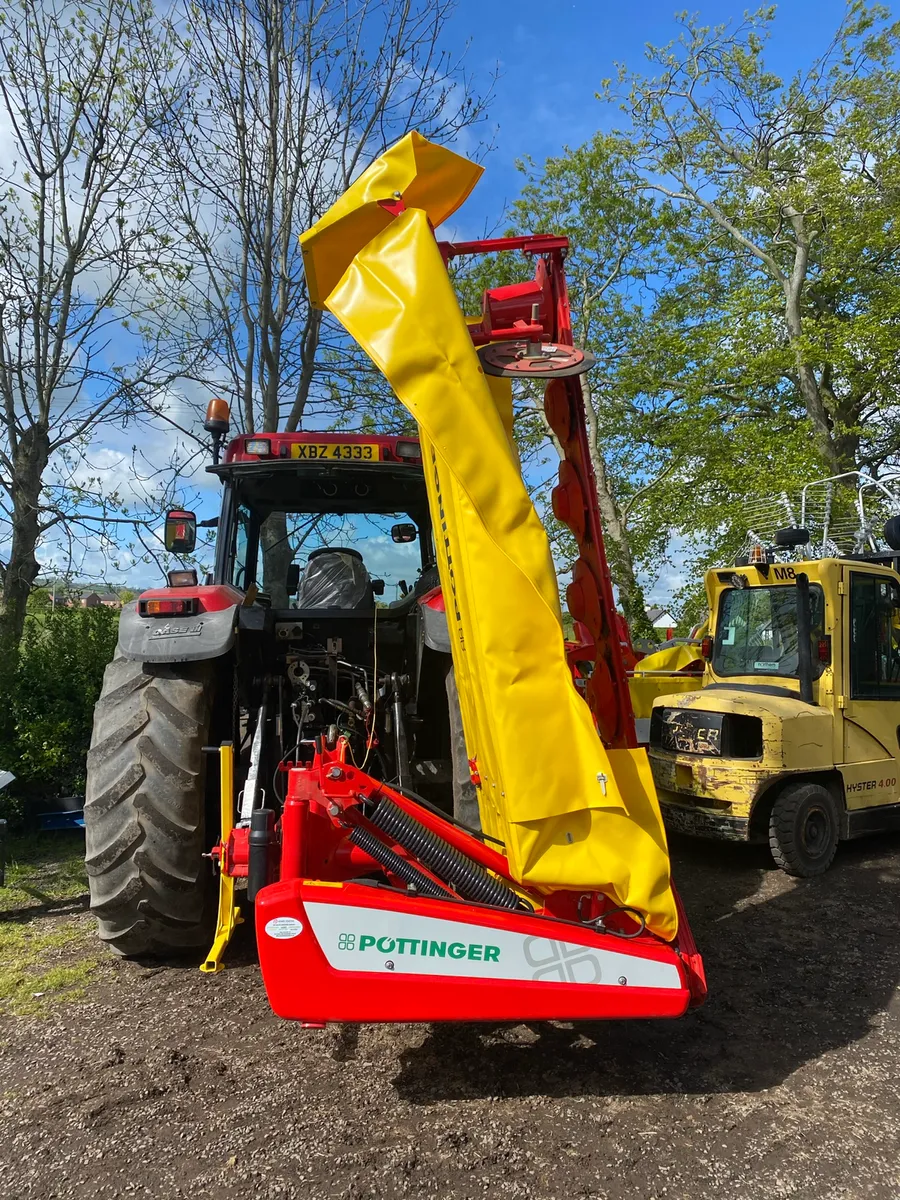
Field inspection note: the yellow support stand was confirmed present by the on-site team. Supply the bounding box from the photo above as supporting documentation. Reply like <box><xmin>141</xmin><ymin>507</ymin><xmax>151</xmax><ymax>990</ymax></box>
<box><xmin>201</xmin><ymin>741</ymin><xmax>243</xmax><ymax>974</ymax></box>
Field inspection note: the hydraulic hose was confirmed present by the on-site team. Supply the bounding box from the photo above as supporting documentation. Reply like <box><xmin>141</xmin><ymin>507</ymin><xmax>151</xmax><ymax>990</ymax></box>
<box><xmin>349</xmin><ymin>825</ymin><xmax>449</xmax><ymax>899</ymax></box>
<box><xmin>370</xmin><ymin>796</ymin><xmax>521</xmax><ymax>910</ymax></box>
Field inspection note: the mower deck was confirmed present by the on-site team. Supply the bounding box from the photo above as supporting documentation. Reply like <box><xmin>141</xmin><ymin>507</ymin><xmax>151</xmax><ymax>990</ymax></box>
<box><xmin>210</xmin><ymin>743</ymin><xmax>705</xmax><ymax>1025</ymax></box>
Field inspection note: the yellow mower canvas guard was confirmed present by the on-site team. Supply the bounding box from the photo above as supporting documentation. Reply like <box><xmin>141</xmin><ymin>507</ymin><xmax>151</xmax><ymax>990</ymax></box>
<box><xmin>300</xmin><ymin>134</ymin><xmax>677</xmax><ymax>940</ymax></box>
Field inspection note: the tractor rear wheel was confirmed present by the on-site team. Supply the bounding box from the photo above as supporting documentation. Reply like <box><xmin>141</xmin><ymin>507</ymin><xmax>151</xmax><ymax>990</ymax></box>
<box><xmin>84</xmin><ymin>653</ymin><xmax>217</xmax><ymax>957</ymax></box>
<box><xmin>768</xmin><ymin>781</ymin><xmax>839</xmax><ymax>877</ymax></box>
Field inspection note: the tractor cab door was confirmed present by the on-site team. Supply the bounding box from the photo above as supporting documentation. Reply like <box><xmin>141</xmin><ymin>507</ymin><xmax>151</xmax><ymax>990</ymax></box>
<box><xmin>839</xmin><ymin>565</ymin><xmax>900</xmax><ymax>815</ymax></box>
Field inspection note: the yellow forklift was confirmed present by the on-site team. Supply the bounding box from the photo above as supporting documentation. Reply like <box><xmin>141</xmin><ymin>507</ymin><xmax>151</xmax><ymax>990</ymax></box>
<box><xmin>648</xmin><ymin>473</ymin><xmax>900</xmax><ymax>876</ymax></box>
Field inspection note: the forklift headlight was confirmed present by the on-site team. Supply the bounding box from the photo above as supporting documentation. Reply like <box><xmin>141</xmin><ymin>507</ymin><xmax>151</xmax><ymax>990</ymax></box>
<box><xmin>395</xmin><ymin>439</ymin><xmax>421</xmax><ymax>459</ymax></box>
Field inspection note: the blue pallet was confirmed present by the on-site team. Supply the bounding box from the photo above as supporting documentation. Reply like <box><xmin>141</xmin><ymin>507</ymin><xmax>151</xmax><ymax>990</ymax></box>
<box><xmin>39</xmin><ymin>810</ymin><xmax>85</xmax><ymax>831</ymax></box>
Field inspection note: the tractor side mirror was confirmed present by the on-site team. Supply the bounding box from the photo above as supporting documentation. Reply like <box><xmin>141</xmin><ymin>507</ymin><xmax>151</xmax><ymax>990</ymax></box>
<box><xmin>285</xmin><ymin>563</ymin><xmax>301</xmax><ymax>596</ymax></box>
<box><xmin>164</xmin><ymin>510</ymin><xmax>197</xmax><ymax>555</ymax></box>
<box><xmin>398</xmin><ymin>579</ymin><xmax>409</xmax><ymax>596</ymax></box>
<box><xmin>372</xmin><ymin>579</ymin><xmax>385</xmax><ymax>596</ymax></box>
<box><xmin>391</xmin><ymin>523</ymin><xmax>417</xmax><ymax>544</ymax></box>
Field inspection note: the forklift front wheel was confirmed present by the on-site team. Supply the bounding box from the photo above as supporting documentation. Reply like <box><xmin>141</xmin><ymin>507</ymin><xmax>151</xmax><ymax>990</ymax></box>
<box><xmin>768</xmin><ymin>782</ymin><xmax>839</xmax><ymax>877</ymax></box>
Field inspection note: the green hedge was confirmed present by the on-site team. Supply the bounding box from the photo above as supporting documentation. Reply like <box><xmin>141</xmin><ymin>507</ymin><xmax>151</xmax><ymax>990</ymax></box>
<box><xmin>0</xmin><ymin>607</ymin><xmax>118</xmax><ymax>822</ymax></box>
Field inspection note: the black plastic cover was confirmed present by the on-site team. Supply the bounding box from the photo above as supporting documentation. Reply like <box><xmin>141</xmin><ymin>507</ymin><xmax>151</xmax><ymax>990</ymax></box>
<box><xmin>295</xmin><ymin>549</ymin><xmax>373</xmax><ymax>609</ymax></box>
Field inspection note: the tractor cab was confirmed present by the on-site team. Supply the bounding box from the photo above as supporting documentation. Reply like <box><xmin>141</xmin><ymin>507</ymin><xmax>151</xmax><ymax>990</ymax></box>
<box><xmin>649</xmin><ymin>471</ymin><xmax>900</xmax><ymax>876</ymax></box>
<box><xmin>116</xmin><ymin>422</ymin><xmax>460</xmax><ymax>817</ymax></box>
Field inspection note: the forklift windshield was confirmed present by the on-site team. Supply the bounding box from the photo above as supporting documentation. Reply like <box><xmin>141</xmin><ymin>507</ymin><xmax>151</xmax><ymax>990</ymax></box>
<box><xmin>713</xmin><ymin>584</ymin><xmax>826</xmax><ymax>679</ymax></box>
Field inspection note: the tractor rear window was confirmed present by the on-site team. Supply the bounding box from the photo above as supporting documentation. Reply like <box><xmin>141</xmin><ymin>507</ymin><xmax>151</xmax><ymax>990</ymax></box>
<box><xmin>713</xmin><ymin>585</ymin><xmax>825</xmax><ymax>679</ymax></box>
<box><xmin>232</xmin><ymin>505</ymin><xmax>428</xmax><ymax>608</ymax></box>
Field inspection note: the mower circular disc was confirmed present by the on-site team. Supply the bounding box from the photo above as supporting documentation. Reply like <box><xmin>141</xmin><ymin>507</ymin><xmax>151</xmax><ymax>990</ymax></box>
<box><xmin>478</xmin><ymin>341</ymin><xmax>596</xmax><ymax>378</ymax></box>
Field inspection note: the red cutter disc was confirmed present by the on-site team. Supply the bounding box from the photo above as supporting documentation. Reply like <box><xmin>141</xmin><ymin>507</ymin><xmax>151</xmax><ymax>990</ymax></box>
<box><xmin>478</xmin><ymin>340</ymin><xmax>596</xmax><ymax>378</ymax></box>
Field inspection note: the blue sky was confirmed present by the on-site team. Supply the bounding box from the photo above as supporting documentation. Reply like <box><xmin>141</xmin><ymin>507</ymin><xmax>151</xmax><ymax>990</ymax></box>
<box><xmin>446</xmin><ymin>0</ymin><xmax>854</xmax><ymax>235</ymax></box>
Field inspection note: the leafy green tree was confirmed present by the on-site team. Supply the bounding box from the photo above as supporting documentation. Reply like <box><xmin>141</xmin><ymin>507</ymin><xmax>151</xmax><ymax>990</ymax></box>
<box><xmin>610</xmin><ymin>2</ymin><xmax>900</xmax><ymax>479</ymax></box>
<box><xmin>501</xmin><ymin>3</ymin><xmax>900</xmax><ymax>628</ymax></box>
<box><xmin>26</xmin><ymin>587</ymin><xmax>51</xmax><ymax>613</ymax></box>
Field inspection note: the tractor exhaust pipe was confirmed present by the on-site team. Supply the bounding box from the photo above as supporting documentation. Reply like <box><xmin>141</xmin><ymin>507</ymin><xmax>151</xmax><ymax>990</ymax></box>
<box><xmin>796</xmin><ymin>572</ymin><xmax>815</xmax><ymax>705</ymax></box>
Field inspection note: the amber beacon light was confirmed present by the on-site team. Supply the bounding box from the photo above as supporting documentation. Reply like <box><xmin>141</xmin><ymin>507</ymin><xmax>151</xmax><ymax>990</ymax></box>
<box><xmin>204</xmin><ymin>398</ymin><xmax>231</xmax><ymax>464</ymax></box>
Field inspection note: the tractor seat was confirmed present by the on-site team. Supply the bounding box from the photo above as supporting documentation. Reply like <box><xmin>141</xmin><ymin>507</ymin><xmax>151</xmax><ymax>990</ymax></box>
<box><xmin>295</xmin><ymin>547</ymin><xmax>374</xmax><ymax>610</ymax></box>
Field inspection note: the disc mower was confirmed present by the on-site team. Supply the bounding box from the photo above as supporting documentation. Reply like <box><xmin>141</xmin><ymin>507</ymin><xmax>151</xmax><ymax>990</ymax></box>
<box><xmin>84</xmin><ymin>134</ymin><xmax>705</xmax><ymax>1025</ymax></box>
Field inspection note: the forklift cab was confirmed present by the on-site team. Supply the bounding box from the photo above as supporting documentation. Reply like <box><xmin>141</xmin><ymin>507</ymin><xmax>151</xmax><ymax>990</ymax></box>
<box><xmin>648</xmin><ymin>551</ymin><xmax>900</xmax><ymax>876</ymax></box>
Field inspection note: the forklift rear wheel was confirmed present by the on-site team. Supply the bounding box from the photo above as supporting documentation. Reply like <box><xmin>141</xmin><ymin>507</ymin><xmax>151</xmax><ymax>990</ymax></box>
<box><xmin>84</xmin><ymin>653</ymin><xmax>217</xmax><ymax>957</ymax></box>
<box><xmin>768</xmin><ymin>781</ymin><xmax>839</xmax><ymax>877</ymax></box>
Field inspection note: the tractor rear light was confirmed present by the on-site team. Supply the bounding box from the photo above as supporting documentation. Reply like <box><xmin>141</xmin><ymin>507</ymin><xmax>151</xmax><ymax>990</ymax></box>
<box><xmin>139</xmin><ymin>597</ymin><xmax>199</xmax><ymax>617</ymax></box>
<box><xmin>395</xmin><ymin>439</ymin><xmax>421</xmax><ymax>459</ymax></box>
<box><xmin>245</xmin><ymin>438</ymin><xmax>271</xmax><ymax>456</ymax></box>
<box><xmin>818</xmin><ymin>636</ymin><xmax>832</xmax><ymax>665</ymax></box>
<box><xmin>168</xmin><ymin>568</ymin><xmax>198</xmax><ymax>588</ymax></box>
<box><xmin>700</xmin><ymin>635</ymin><xmax>713</xmax><ymax>659</ymax></box>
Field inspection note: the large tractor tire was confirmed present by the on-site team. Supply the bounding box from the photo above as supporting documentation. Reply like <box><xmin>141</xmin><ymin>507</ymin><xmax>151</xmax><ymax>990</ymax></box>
<box><xmin>84</xmin><ymin>653</ymin><xmax>217</xmax><ymax>957</ymax></box>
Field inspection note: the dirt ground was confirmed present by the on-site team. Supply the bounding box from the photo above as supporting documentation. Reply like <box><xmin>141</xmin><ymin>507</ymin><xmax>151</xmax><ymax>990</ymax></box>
<box><xmin>1</xmin><ymin>831</ymin><xmax>899</xmax><ymax>1200</ymax></box>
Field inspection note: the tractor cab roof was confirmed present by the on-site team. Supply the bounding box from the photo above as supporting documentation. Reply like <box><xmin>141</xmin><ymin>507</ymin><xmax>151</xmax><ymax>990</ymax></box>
<box><xmin>217</xmin><ymin>431</ymin><xmax>422</xmax><ymax>467</ymax></box>
<box><xmin>210</xmin><ymin>433</ymin><xmax>427</xmax><ymax>517</ymax></box>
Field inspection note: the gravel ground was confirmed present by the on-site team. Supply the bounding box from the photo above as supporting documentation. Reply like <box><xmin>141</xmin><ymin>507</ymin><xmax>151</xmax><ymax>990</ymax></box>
<box><xmin>1</xmin><ymin>832</ymin><xmax>899</xmax><ymax>1200</ymax></box>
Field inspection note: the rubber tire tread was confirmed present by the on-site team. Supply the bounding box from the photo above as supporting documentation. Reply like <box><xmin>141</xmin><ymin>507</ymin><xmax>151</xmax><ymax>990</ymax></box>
<box><xmin>84</xmin><ymin>653</ymin><xmax>215</xmax><ymax>956</ymax></box>
<box><xmin>768</xmin><ymin>781</ymin><xmax>839</xmax><ymax>878</ymax></box>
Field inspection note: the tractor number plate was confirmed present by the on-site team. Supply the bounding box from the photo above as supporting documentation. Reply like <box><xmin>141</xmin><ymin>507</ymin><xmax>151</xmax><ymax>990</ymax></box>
<box><xmin>291</xmin><ymin>442</ymin><xmax>380</xmax><ymax>462</ymax></box>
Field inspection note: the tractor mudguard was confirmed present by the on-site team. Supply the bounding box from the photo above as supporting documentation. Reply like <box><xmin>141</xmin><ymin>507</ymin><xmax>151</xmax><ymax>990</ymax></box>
<box><xmin>117</xmin><ymin>600</ymin><xmax>238</xmax><ymax>664</ymax></box>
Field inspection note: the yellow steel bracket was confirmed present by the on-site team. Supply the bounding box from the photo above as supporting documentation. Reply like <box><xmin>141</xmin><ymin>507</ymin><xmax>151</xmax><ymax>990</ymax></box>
<box><xmin>201</xmin><ymin>741</ymin><xmax>244</xmax><ymax>974</ymax></box>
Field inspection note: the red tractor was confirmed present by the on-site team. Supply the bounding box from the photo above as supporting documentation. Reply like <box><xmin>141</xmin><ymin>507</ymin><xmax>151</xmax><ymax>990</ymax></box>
<box><xmin>85</xmin><ymin>210</ymin><xmax>704</xmax><ymax>1025</ymax></box>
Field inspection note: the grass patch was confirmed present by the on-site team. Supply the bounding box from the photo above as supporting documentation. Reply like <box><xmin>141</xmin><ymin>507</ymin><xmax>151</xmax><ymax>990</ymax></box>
<box><xmin>0</xmin><ymin>832</ymin><xmax>101</xmax><ymax>1016</ymax></box>
<box><xmin>2</xmin><ymin>831</ymin><xmax>88</xmax><ymax>909</ymax></box>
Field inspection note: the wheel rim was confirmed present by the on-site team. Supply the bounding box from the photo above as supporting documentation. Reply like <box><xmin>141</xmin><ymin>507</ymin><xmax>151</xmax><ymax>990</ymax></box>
<box><xmin>801</xmin><ymin>805</ymin><xmax>830</xmax><ymax>858</ymax></box>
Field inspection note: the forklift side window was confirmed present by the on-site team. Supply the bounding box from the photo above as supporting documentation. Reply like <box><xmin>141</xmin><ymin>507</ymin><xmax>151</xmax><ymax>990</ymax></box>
<box><xmin>849</xmin><ymin>573</ymin><xmax>900</xmax><ymax>699</ymax></box>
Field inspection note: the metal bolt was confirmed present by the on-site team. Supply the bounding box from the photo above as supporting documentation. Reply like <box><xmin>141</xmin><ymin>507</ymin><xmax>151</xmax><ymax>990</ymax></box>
<box><xmin>385</xmin><ymin>960</ymin><xmax>395</xmax><ymax>971</ymax></box>
<box><xmin>596</xmin><ymin>772</ymin><xmax>608</xmax><ymax>795</ymax></box>
<box><xmin>617</xmin><ymin>976</ymin><xmax>627</xmax><ymax>985</ymax></box>
<box><xmin>328</xmin><ymin>803</ymin><xmax>341</xmax><ymax>817</ymax></box>
<box><xmin>327</xmin><ymin>767</ymin><xmax>344</xmax><ymax>780</ymax></box>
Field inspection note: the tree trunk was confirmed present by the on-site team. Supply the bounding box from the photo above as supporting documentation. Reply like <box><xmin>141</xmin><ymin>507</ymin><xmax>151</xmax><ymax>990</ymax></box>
<box><xmin>0</xmin><ymin>426</ymin><xmax>50</xmax><ymax>648</ymax></box>
<box><xmin>259</xmin><ymin>513</ymin><xmax>294</xmax><ymax>608</ymax></box>
<box><xmin>781</xmin><ymin>209</ymin><xmax>847</xmax><ymax>475</ymax></box>
<box><xmin>579</xmin><ymin>379</ymin><xmax>655</xmax><ymax>640</ymax></box>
